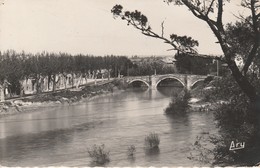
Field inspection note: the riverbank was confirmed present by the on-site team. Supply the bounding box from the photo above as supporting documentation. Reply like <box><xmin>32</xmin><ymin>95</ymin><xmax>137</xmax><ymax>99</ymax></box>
<box><xmin>0</xmin><ymin>79</ymin><xmax>125</xmax><ymax>117</ymax></box>
<box><xmin>188</xmin><ymin>77</ymin><xmax>223</xmax><ymax>112</ymax></box>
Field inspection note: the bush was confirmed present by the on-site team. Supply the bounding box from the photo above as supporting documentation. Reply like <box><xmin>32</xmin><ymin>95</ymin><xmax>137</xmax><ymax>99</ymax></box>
<box><xmin>87</xmin><ymin>144</ymin><xmax>110</xmax><ymax>165</ymax></box>
<box><xmin>211</xmin><ymin>100</ymin><xmax>259</xmax><ymax>166</ymax></box>
<box><xmin>127</xmin><ymin>145</ymin><xmax>136</xmax><ymax>157</ymax></box>
<box><xmin>164</xmin><ymin>89</ymin><xmax>190</xmax><ymax>115</ymax></box>
<box><xmin>206</xmin><ymin>75</ymin><xmax>260</xmax><ymax>166</ymax></box>
<box><xmin>144</xmin><ymin>133</ymin><xmax>160</xmax><ymax>149</ymax></box>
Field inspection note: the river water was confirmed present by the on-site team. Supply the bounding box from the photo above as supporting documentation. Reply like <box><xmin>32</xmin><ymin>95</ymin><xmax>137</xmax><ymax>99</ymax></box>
<box><xmin>0</xmin><ymin>87</ymin><xmax>216</xmax><ymax>167</ymax></box>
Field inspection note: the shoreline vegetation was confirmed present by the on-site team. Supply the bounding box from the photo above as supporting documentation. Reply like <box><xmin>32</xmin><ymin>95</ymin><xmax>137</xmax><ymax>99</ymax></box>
<box><xmin>0</xmin><ymin>79</ymin><xmax>127</xmax><ymax>118</ymax></box>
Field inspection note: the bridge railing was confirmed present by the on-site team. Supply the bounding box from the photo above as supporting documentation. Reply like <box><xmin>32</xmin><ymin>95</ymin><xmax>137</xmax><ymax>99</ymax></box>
<box><xmin>123</xmin><ymin>73</ymin><xmax>210</xmax><ymax>78</ymax></box>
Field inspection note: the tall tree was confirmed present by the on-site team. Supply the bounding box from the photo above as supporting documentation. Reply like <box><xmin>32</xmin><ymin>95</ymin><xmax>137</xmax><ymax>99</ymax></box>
<box><xmin>111</xmin><ymin>0</ymin><xmax>259</xmax><ymax>104</ymax></box>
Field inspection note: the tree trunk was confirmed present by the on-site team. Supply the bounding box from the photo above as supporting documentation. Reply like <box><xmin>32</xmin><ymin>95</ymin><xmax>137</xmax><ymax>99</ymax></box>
<box><xmin>47</xmin><ymin>75</ymin><xmax>51</xmax><ymax>91</ymax></box>
<box><xmin>19</xmin><ymin>80</ymin><xmax>24</xmax><ymax>97</ymax></box>
<box><xmin>84</xmin><ymin>76</ymin><xmax>88</xmax><ymax>85</ymax></box>
<box><xmin>64</xmin><ymin>75</ymin><xmax>67</xmax><ymax>89</ymax></box>
<box><xmin>227</xmin><ymin>56</ymin><xmax>260</xmax><ymax>139</ymax></box>
<box><xmin>71</xmin><ymin>74</ymin><xmax>75</xmax><ymax>87</ymax></box>
<box><xmin>0</xmin><ymin>84</ymin><xmax>5</xmax><ymax>102</ymax></box>
<box><xmin>226</xmin><ymin>59</ymin><xmax>257</xmax><ymax>102</ymax></box>
<box><xmin>118</xmin><ymin>70</ymin><xmax>121</xmax><ymax>78</ymax></box>
<box><xmin>36</xmin><ymin>74</ymin><xmax>42</xmax><ymax>94</ymax></box>
<box><xmin>52</xmin><ymin>75</ymin><xmax>56</xmax><ymax>92</ymax></box>
<box><xmin>108</xmin><ymin>69</ymin><xmax>110</xmax><ymax>81</ymax></box>
<box><xmin>76</xmin><ymin>74</ymin><xmax>82</xmax><ymax>89</ymax></box>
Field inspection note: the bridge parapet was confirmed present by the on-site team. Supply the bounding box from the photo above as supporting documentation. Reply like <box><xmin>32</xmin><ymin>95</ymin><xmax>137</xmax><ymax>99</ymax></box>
<box><xmin>124</xmin><ymin>76</ymin><xmax>150</xmax><ymax>82</ymax></box>
<box><xmin>123</xmin><ymin>74</ymin><xmax>209</xmax><ymax>90</ymax></box>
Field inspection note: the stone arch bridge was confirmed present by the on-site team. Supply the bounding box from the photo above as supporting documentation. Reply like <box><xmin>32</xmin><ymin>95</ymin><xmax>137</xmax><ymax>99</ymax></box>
<box><xmin>123</xmin><ymin>74</ymin><xmax>209</xmax><ymax>90</ymax></box>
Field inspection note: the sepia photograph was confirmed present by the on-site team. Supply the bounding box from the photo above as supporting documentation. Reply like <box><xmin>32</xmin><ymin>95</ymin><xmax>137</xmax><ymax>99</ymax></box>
<box><xmin>0</xmin><ymin>0</ymin><xmax>259</xmax><ymax>167</ymax></box>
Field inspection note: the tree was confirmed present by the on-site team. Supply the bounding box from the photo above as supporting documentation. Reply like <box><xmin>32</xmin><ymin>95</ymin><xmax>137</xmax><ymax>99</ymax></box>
<box><xmin>175</xmin><ymin>53</ymin><xmax>215</xmax><ymax>75</ymax></box>
<box><xmin>225</xmin><ymin>18</ymin><xmax>260</xmax><ymax>76</ymax></box>
<box><xmin>111</xmin><ymin>0</ymin><xmax>259</xmax><ymax>99</ymax></box>
<box><xmin>111</xmin><ymin>0</ymin><xmax>260</xmax><ymax>115</ymax></box>
<box><xmin>0</xmin><ymin>50</ymin><xmax>25</xmax><ymax>99</ymax></box>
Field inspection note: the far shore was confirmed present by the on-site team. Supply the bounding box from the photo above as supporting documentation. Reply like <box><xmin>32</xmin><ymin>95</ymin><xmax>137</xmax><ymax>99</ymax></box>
<box><xmin>0</xmin><ymin>79</ymin><xmax>123</xmax><ymax>118</ymax></box>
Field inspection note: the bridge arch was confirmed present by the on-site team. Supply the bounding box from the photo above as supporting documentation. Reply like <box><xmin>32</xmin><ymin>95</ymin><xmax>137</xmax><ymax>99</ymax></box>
<box><xmin>128</xmin><ymin>79</ymin><xmax>150</xmax><ymax>88</ymax></box>
<box><xmin>190</xmin><ymin>79</ymin><xmax>205</xmax><ymax>89</ymax></box>
<box><xmin>155</xmin><ymin>76</ymin><xmax>185</xmax><ymax>88</ymax></box>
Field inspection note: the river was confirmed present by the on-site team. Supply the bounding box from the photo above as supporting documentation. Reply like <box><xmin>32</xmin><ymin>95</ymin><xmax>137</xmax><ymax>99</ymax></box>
<box><xmin>0</xmin><ymin>87</ymin><xmax>216</xmax><ymax>167</ymax></box>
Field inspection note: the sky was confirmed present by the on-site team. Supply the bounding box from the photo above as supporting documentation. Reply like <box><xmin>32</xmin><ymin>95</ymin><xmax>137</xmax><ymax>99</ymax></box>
<box><xmin>0</xmin><ymin>0</ymin><xmax>246</xmax><ymax>57</ymax></box>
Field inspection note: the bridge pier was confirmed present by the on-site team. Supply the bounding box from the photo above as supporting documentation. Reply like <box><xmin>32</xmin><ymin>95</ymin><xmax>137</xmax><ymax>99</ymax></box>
<box><xmin>186</xmin><ymin>76</ymin><xmax>192</xmax><ymax>91</ymax></box>
<box><xmin>150</xmin><ymin>75</ymin><xmax>157</xmax><ymax>89</ymax></box>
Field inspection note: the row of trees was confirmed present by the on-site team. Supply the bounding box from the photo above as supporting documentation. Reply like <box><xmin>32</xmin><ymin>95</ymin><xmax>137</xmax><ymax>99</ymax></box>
<box><xmin>0</xmin><ymin>49</ymin><xmax>219</xmax><ymax>100</ymax></box>
<box><xmin>0</xmin><ymin>50</ymin><xmax>133</xmax><ymax>98</ymax></box>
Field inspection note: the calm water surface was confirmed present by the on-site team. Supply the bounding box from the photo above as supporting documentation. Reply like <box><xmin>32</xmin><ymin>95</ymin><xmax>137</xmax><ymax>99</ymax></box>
<box><xmin>0</xmin><ymin>87</ymin><xmax>216</xmax><ymax>166</ymax></box>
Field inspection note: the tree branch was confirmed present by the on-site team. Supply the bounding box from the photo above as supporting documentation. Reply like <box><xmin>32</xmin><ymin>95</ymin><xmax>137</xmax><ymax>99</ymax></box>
<box><xmin>112</xmin><ymin>6</ymin><xmax>198</xmax><ymax>53</ymax></box>
<box><xmin>206</xmin><ymin>0</ymin><xmax>215</xmax><ymax>16</ymax></box>
<box><xmin>217</xmin><ymin>0</ymin><xmax>223</xmax><ymax>27</ymax></box>
<box><xmin>242</xmin><ymin>0</ymin><xmax>260</xmax><ymax>74</ymax></box>
<box><xmin>181</xmin><ymin>0</ymin><xmax>218</xmax><ymax>26</ymax></box>
<box><xmin>161</xmin><ymin>21</ymin><xmax>165</xmax><ymax>37</ymax></box>
<box><xmin>233</xmin><ymin>13</ymin><xmax>254</xmax><ymax>27</ymax></box>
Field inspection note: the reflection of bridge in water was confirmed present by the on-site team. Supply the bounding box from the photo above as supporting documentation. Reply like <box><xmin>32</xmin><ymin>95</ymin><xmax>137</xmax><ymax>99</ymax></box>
<box><xmin>123</xmin><ymin>74</ymin><xmax>208</xmax><ymax>90</ymax></box>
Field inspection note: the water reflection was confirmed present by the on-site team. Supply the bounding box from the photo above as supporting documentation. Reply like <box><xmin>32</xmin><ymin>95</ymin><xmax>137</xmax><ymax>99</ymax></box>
<box><xmin>0</xmin><ymin>128</ymin><xmax>73</xmax><ymax>166</ymax></box>
<box><xmin>127</xmin><ymin>153</ymin><xmax>136</xmax><ymax>163</ymax></box>
<box><xmin>157</xmin><ymin>86</ymin><xmax>183</xmax><ymax>97</ymax></box>
<box><xmin>145</xmin><ymin>147</ymin><xmax>160</xmax><ymax>156</ymax></box>
<box><xmin>144</xmin><ymin>147</ymin><xmax>161</xmax><ymax>164</ymax></box>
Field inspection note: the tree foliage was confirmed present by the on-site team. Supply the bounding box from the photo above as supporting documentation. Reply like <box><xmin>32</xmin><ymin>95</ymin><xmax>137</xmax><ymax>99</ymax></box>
<box><xmin>0</xmin><ymin>50</ymin><xmax>134</xmax><ymax>95</ymax></box>
<box><xmin>204</xmin><ymin>75</ymin><xmax>260</xmax><ymax>165</ymax></box>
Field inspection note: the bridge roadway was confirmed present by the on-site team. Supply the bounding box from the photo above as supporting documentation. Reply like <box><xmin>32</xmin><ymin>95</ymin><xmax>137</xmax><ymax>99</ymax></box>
<box><xmin>122</xmin><ymin>74</ymin><xmax>209</xmax><ymax>90</ymax></box>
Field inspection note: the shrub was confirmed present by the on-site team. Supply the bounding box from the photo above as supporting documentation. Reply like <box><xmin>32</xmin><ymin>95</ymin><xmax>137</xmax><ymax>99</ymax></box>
<box><xmin>164</xmin><ymin>89</ymin><xmax>190</xmax><ymax>115</ymax></box>
<box><xmin>87</xmin><ymin>144</ymin><xmax>110</xmax><ymax>165</ymax></box>
<box><xmin>211</xmin><ymin>99</ymin><xmax>259</xmax><ymax>166</ymax></box>
<box><xmin>127</xmin><ymin>145</ymin><xmax>136</xmax><ymax>157</ymax></box>
<box><xmin>205</xmin><ymin>75</ymin><xmax>260</xmax><ymax>165</ymax></box>
<box><xmin>144</xmin><ymin>132</ymin><xmax>160</xmax><ymax>149</ymax></box>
